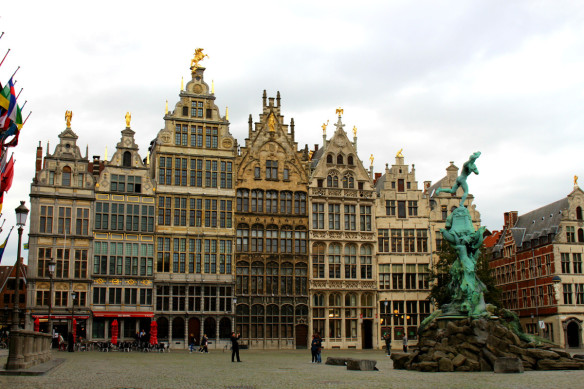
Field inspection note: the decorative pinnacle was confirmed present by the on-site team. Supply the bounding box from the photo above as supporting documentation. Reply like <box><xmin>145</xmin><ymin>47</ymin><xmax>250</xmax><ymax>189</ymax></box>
<box><xmin>335</xmin><ymin>107</ymin><xmax>343</xmax><ymax>116</ymax></box>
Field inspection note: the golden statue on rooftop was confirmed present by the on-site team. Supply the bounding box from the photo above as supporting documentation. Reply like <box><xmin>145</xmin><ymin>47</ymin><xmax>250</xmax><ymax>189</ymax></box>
<box><xmin>575</xmin><ymin>175</ymin><xmax>579</xmax><ymax>187</ymax></box>
<box><xmin>190</xmin><ymin>48</ymin><xmax>209</xmax><ymax>70</ymax></box>
<box><xmin>336</xmin><ymin>107</ymin><xmax>343</xmax><ymax>116</ymax></box>
<box><xmin>321</xmin><ymin>120</ymin><xmax>329</xmax><ymax>134</ymax></box>
<box><xmin>396</xmin><ymin>148</ymin><xmax>403</xmax><ymax>158</ymax></box>
<box><xmin>65</xmin><ymin>110</ymin><xmax>73</xmax><ymax>128</ymax></box>
<box><xmin>369</xmin><ymin>154</ymin><xmax>374</xmax><ymax>166</ymax></box>
<box><xmin>268</xmin><ymin>113</ymin><xmax>276</xmax><ymax>132</ymax></box>
<box><xmin>353</xmin><ymin>126</ymin><xmax>357</xmax><ymax>137</ymax></box>
<box><xmin>125</xmin><ymin>112</ymin><xmax>131</xmax><ymax>127</ymax></box>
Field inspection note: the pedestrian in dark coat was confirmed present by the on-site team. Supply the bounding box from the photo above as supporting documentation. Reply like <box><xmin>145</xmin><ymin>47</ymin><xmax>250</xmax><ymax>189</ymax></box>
<box><xmin>310</xmin><ymin>335</ymin><xmax>320</xmax><ymax>363</ymax></box>
<box><xmin>384</xmin><ymin>333</ymin><xmax>391</xmax><ymax>356</ymax></box>
<box><xmin>402</xmin><ymin>334</ymin><xmax>408</xmax><ymax>353</ymax></box>
<box><xmin>230</xmin><ymin>331</ymin><xmax>242</xmax><ymax>362</ymax></box>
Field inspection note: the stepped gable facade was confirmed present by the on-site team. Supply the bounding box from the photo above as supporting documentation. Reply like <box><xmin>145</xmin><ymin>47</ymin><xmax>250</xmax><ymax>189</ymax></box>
<box><xmin>149</xmin><ymin>66</ymin><xmax>237</xmax><ymax>348</ymax></box>
<box><xmin>308</xmin><ymin>113</ymin><xmax>378</xmax><ymax>349</ymax></box>
<box><xmin>28</xmin><ymin>125</ymin><xmax>96</xmax><ymax>336</ymax></box>
<box><xmin>90</xmin><ymin>125</ymin><xmax>157</xmax><ymax>340</ymax></box>
<box><xmin>374</xmin><ymin>154</ymin><xmax>433</xmax><ymax>343</ymax></box>
<box><xmin>234</xmin><ymin>91</ymin><xmax>311</xmax><ymax>349</ymax></box>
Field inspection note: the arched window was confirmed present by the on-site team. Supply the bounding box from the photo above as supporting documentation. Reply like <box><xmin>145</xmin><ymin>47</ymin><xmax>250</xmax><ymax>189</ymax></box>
<box><xmin>360</xmin><ymin>245</ymin><xmax>373</xmax><ymax>279</ymax></box>
<box><xmin>251</xmin><ymin>261</ymin><xmax>264</xmax><ymax>295</ymax></box>
<box><xmin>342</xmin><ymin>173</ymin><xmax>354</xmax><ymax>189</ymax></box>
<box><xmin>347</xmin><ymin>155</ymin><xmax>354</xmax><ymax>165</ymax></box>
<box><xmin>280</xmin><ymin>226</ymin><xmax>293</xmax><ymax>253</ymax></box>
<box><xmin>236</xmin><ymin>304</ymin><xmax>250</xmax><ymax>338</ymax></box>
<box><xmin>326</xmin><ymin>154</ymin><xmax>333</xmax><ymax>164</ymax></box>
<box><xmin>327</xmin><ymin>173</ymin><xmax>338</xmax><ymax>188</ymax></box>
<box><xmin>251</xmin><ymin>190</ymin><xmax>264</xmax><ymax>213</ymax></box>
<box><xmin>266</xmin><ymin>225</ymin><xmax>279</xmax><ymax>253</ymax></box>
<box><xmin>266</xmin><ymin>304</ymin><xmax>279</xmax><ymax>338</ymax></box>
<box><xmin>236</xmin><ymin>189</ymin><xmax>249</xmax><ymax>212</ymax></box>
<box><xmin>123</xmin><ymin>151</ymin><xmax>132</xmax><ymax>167</ymax></box>
<box><xmin>251</xmin><ymin>304</ymin><xmax>264</xmax><ymax>338</ymax></box>
<box><xmin>236</xmin><ymin>224</ymin><xmax>249</xmax><ymax>252</ymax></box>
<box><xmin>281</xmin><ymin>262</ymin><xmax>293</xmax><ymax>295</ymax></box>
<box><xmin>280</xmin><ymin>191</ymin><xmax>293</xmax><ymax>214</ymax></box>
<box><xmin>294</xmin><ymin>192</ymin><xmax>307</xmax><ymax>215</ymax></box>
<box><xmin>345</xmin><ymin>293</ymin><xmax>358</xmax><ymax>339</ymax></box>
<box><xmin>236</xmin><ymin>262</ymin><xmax>249</xmax><ymax>295</ymax></box>
<box><xmin>329</xmin><ymin>293</ymin><xmax>341</xmax><ymax>307</ymax></box>
<box><xmin>251</xmin><ymin>224</ymin><xmax>264</xmax><ymax>252</ymax></box>
<box><xmin>328</xmin><ymin>244</ymin><xmax>341</xmax><ymax>278</ymax></box>
<box><xmin>156</xmin><ymin>317</ymin><xmax>169</xmax><ymax>340</ymax></box>
<box><xmin>336</xmin><ymin>154</ymin><xmax>344</xmax><ymax>165</ymax></box>
<box><xmin>281</xmin><ymin>304</ymin><xmax>294</xmax><ymax>338</ymax></box>
<box><xmin>294</xmin><ymin>227</ymin><xmax>307</xmax><ymax>254</ymax></box>
<box><xmin>62</xmin><ymin>166</ymin><xmax>72</xmax><ymax>186</ymax></box>
<box><xmin>579</xmin><ymin>229</ymin><xmax>584</xmax><ymax>243</ymax></box>
<box><xmin>172</xmin><ymin>317</ymin><xmax>185</xmax><ymax>340</ymax></box>
<box><xmin>294</xmin><ymin>262</ymin><xmax>308</xmax><ymax>295</ymax></box>
<box><xmin>267</xmin><ymin>262</ymin><xmax>279</xmax><ymax>295</ymax></box>
<box><xmin>578</xmin><ymin>206</ymin><xmax>583</xmax><ymax>221</ymax></box>
<box><xmin>295</xmin><ymin>304</ymin><xmax>308</xmax><ymax>317</ymax></box>
<box><xmin>344</xmin><ymin>244</ymin><xmax>357</xmax><ymax>279</ymax></box>
<box><xmin>312</xmin><ymin>243</ymin><xmax>325</xmax><ymax>278</ymax></box>
<box><xmin>219</xmin><ymin>317</ymin><xmax>231</xmax><ymax>339</ymax></box>
<box><xmin>203</xmin><ymin>317</ymin><xmax>216</xmax><ymax>339</ymax></box>
<box><xmin>361</xmin><ymin>293</ymin><xmax>374</xmax><ymax>306</ymax></box>
<box><xmin>266</xmin><ymin>190</ymin><xmax>278</xmax><ymax>213</ymax></box>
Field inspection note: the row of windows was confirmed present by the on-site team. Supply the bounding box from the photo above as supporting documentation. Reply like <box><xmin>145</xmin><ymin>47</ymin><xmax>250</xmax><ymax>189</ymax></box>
<box><xmin>156</xmin><ymin>238</ymin><xmax>232</xmax><ymax>274</ymax></box>
<box><xmin>35</xmin><ymin>291</ymin><xmax>87</xmax><ymax>308</ymax></box>
<box><xmin>93</xmin><ymin>287</ymin><xmax>152</xmax><ymax>305</ymax></box>
<box><xmin>236</xmin><ymin>225</ymin><xmax>307</xmax><ymax>254</ymax></box>
<box><xmin>253</xmin><ymin>160</ymin><xmax>290</xmax><ymax>181</ymax></box>
<box><xmin>563</xmin><ymin>283</ymin><xmax>584</xmax><ymax>305</ymax></box>
<box><xmin>560</xmin><ymin>253</ymin><xmax>583</xmax><ymax>274</ymax></box>
<box><xmin>158</xmin><ymin>156</ymin><xmax>232</xmax><ymax>188</ymax></box>
<box><xmin>312</xmin><ymin>203</ymin><xmax>372</xmax><ymax>231</ymax></box>
<box><xmin>37</xmin><ymin>248</ymin><xmax>88</xmax><ymax>279</ymax></box>
<box><xmin>325</xmin><ymin>153</ymin><xmax>355</xmax><ymax>166</ymax></box>
<box><xmin>39</xmin><ymin>206</ymin><xmax>90</xmax><ymax>235</ymax></box>
<box><xmin>311</xmin><ymin>243</ymin><xmax>373</xmax><ymax>279</ymax></box>
<box><xmin>385</xmin><ymin>200</ymin><xmax>418</xmax><ymax>218</ymax></box>
<box><xmin>236</xmin><ymin>262</ymin><xmax>308</xmax><ymax>296</ymax></box>
<box><xmin>378</xmin><ymin>264</ymin><xmax>430</xmax><ymax>290</ymax></box>
<box><xmin>236</xmin><ymin>304</ymin><xmax>307</xmax><ymax>340</ymax></box>
<box><xmin>95</xmin><ymin>202</ymin><xmax>155</xmax><ymax>232</ymax></box>
<box><xmin>156</xmin><ymin>285</ymin><xmax>232</xmax><ymax>312</ymax></box>
<box><xmin>378</xmin><ymin>300</ymin><xmax>432</xmax><ymax>341</ymax></box>
<box><xmin>378</xmin><ymin>229</ymin><xmax>428</xmax><ymax>253</ymax></box>
<box><xmin>110</xmin><ymin>174</ymin><xmax>142</xmax><ymax>193</ymax></box>
<box><xmin>47</xmin><ymin>167</ymin><xmax>84</xmax><ymax>188</ymax></box>
<box><xmin>93</xmin><ymin>242</ymin><xmax>154</xmax><ymax>276</ymax></box>
<box><xmin>158</xmin><ymin>197</ymin><xmax>232</xmax><ymax>228</ymax></box>
<box><xmin>312</xmin><ymin>293</ymin><xmax>375</xmax><ymax>340</ymax></box>
<box><xmin>174</xmin><ymin>124</ymin><xmax>218</xmax><ymax>148</ymax></box>
<box><xmin>236</xmin><ymin>190</ymin><xmax>307</xmax><ymax>215</ymax></box>
<box><xmin>324</xmin><ymin>172</ymin><xmax>355</xmax><ymax>189</ymax></box>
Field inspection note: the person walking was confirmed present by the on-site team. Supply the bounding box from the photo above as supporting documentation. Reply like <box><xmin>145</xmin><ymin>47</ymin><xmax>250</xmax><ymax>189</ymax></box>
<box><xmin>310</xmin><ymin>335</ymin><xmax>319</xmax><ymax>363</ymax></box>
<box><xmin>384</xmin><ymin>333</ymin><xmax>391</xmax><ymax>356</ymax></box>
<box><xmin>402</xmin><ymin>334</ymin><xmax>408</xmax><ymax>353</ymax></box>
<box><xmin>315</xmin><ymin>333</ymin><xmax>323</xmax><ymax>363</ymax></box>
<box><xmin>230</xmin><ymin>331</ymin><xmax>242</xmax><ymax>362</ymax></box>
<box><xmin>199</xmin><ymin>334</ymin><xmax>209</xmax><ymax>353</ymax></box>
<box><xmin>189</xmin><ymin>333</ymin><xmax>195</xmax><ymax>353</ymax></box>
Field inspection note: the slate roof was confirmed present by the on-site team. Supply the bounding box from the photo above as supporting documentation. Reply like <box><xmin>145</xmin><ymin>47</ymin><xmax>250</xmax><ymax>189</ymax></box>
<box><xmin>512</xmin><ymin>198</ymin><xmax>568</xmax><ymax>245</ymax></box>
<box><xmin>374</xmin><ymin>173</ymin><xmax>387</xmax><ymax>194</ymax></box>
<box><xmin>310</xmin><ymin>147</ymin><xmax>324</xmax><ymax>170</ymax></box>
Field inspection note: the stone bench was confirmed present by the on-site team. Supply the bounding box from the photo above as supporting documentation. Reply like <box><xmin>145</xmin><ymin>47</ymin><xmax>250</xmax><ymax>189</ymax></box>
<box><xmin>325</xmin><ymin>357</ymin><xmax>378</xmax><ymax>371</ymax></box>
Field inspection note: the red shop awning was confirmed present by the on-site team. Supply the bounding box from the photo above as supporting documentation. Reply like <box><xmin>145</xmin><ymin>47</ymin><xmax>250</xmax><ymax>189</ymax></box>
<box><xmin>92</xmin><ymin>311</ymin><xmax>154</xmax><ymax>318</ymax></box>
<box><xmin>32</xmin><ymin>315</ymin><xmax>90</xmax><ymax>320</ymax></box>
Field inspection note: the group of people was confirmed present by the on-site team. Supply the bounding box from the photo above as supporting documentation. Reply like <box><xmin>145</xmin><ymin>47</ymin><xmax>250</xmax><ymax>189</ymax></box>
<box><xmin>310</xmin><ymin>333</ymin><xmax>323</xmax><ymax>363</ymax></box>
<box><xmin>189</xmin><ymin>333</ymin><xmax>209</xmax><ymax>353</ymax></box>
<box><xmin>383</xmin><ymin>333</ymin><xmax>408</xmax><ymax>356</ymax></box>
<box><xmin>134</xmin><ymin>329</ymin><xmax>149</xmax><ymax>347</ymax></box>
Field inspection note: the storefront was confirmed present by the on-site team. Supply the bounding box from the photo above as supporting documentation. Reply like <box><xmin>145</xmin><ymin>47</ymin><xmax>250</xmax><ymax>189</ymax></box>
<box><xmin>91</xmin><ymin>311</ymin><xmax>154</xmax><ymax>341</ymax></box>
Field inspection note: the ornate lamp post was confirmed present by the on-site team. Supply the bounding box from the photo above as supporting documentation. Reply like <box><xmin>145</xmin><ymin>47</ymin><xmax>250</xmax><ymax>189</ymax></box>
<box><xmin>11</xmin><ymin>201</ymin><xmax>29</xmax><ymax>330</ymax></box>
<box><xmin>48</xmin><ymin>259</ymin><xmax>56</xmax><ymax>336</ymax></box>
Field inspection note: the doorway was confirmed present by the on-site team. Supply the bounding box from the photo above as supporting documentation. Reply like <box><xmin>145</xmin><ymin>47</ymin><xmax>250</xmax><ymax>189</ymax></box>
<box><xmin>567</xmin><ymin>321</ymin><xmax>581</xmax><ymax>348</ymax></box>
<box><xmin>295</xmin><ymin>324</ymin><xmax>308</xmax><ymax>349</ymax></box>
<box><xmin>362</xmin><ymin>320</ymin><xmax>373</xmax><ymax>349</ymax></box>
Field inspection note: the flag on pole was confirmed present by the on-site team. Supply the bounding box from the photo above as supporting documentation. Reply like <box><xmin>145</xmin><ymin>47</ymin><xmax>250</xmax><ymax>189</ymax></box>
<box><xmin>0</xmin><ymin>155</ymin><xmax>14</xmax><ymax>213</ymax></box>
<box><xmin>0</xmin><ymin>78</ymin><xmax>16</xmax><ymax>129</ymax></box>
<box><xmin>0</xmin><ymin>227</ymin><xmax>13</xmax><ymax>265</ymax></box>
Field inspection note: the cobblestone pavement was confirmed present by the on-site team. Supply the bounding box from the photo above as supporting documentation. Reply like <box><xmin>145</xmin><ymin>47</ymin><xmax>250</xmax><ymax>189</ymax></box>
<box><xmin>1</xmin><ymin>348</ymin><xmax>583</xmax><ymax>389</ymax></box>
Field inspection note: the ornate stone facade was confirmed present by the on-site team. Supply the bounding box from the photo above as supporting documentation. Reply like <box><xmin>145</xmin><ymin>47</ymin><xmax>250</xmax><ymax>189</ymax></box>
<box><xmin>308</xmin><ymin>114</ymin><xmax>378</xmax><ymax>349</ymax></box>
<box><xmin>149</xmin><ymin>66</ymin><xmax>237</xmax><ymax>349</ymax></box>
<box><xmin>234</xmin><ymin>91</ymin><xmax>310</xmax><ymax>349</ymax></box>
<box><xmin>27</xmin><ymin>127</ymin><xmax>95</xmax><ymax>338</ymax></box>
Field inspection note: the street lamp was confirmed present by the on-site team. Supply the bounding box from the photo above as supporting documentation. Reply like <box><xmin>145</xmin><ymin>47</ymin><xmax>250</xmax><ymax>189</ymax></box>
<box><xmin>48</xmin><ymin>259</ymin><xmax>56</xmax><ymax>337</ymax></box>
<box><xmin>11</xmin><ymin>201</ymin><xmax>29</xmax><ymax>330</ymax></box>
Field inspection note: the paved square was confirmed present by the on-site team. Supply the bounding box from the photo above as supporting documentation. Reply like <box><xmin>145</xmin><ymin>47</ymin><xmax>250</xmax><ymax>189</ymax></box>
<box><xmin>1</xmin><ymin>349</ymin><xmax>583</xmax><ymax>388</ymax></box>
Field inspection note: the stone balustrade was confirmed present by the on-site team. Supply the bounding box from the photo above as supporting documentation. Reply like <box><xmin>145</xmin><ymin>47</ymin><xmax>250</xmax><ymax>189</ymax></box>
<box><xmin>5</xmin><ymin>329</ymin><xmax>52</xmax><ymax>370</ymax></box>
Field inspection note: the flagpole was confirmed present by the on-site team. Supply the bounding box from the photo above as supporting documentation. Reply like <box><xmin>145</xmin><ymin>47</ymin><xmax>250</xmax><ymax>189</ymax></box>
<box><xmin>23</xmin><ymin>111</ymin><xmax>32</xmax><ymax>125</ymax></box>
<box><xmin>20</xmin><ymin>100</ymin><xmax>27</xmax><ymax>110</ymax></box>
<box><xmin>16</xmin><ymin>88</ymin><xmax>23</xmax><ymax>100</ymax></box>
<box><xmin>0</xmin><ymin>48</ymin><xmax>9</xmax><ymax>68</ymax></box>
<box><xmin>10</xmin><ymin>66</ymin><xmax>19</xmax><ymax>80</ymax></box>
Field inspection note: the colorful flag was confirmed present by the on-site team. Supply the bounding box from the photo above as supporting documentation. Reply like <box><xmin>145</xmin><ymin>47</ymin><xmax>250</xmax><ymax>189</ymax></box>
<box><xmin>0</xmin><ymin>155</ymin><xmax>14</xmax><ymax>192</ymax></box>
<box><xmin>0</xmin><ymin>228</ymin><xmax>13</xmax><ymax>265</ymax></box>
<box><xmin>0</xmin><ymin>104</ymin><xmax>22</xmax><ymax>147</ymax></box>
<box><xmin>0</xmin><ymin>78</ymin><xmax>16</xmax><ymax>129</ymax></box>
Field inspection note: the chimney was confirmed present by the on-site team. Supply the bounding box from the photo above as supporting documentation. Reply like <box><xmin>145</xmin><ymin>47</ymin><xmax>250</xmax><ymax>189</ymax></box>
<box><xmin>374</xmin><ymin>172</ymin><xmax>382</xmax><ymax>185</ymax></box>
<box><xmin>314</xmin><ymin>144</ymin><xmax>319</xmax><ymax>152</ymax></box>
<box><xmin>504</xmin><ymin>211</ymin><xmax>518</xmax><ymax>228</ymax></box>
<box><xmin>35</xmin><ymin>141</ymin><xmax>43</xmax><ymax>176</ymax></box>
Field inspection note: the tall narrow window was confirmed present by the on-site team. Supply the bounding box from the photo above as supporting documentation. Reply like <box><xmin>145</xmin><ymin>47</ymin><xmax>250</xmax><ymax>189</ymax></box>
<box><xmin>62</xmin><ymin>166</ymin><xmax>71</xmax><ymax>186</ymax></box>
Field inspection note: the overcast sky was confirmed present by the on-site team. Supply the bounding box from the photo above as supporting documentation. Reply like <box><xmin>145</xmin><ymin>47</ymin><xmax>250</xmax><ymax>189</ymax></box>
<box><xmin>1</xmin><ymin>1</ymin><xmax>584</xmax><ymax>266</ymax></box>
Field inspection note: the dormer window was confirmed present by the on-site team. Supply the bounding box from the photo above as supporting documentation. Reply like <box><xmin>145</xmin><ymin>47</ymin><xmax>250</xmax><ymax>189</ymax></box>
<box><xmin>337</xmin><ymin>155</ymin><xmax>344</xmax><ymax>165</ymax></box>
<box><xmin>191</xmin><ymin>101</ymin><xmax>204</xmax><ymax>117</ymax></box>
<box><xmin>326</xmin><ymin>154</ymin><xmax>333</xmax><ymax>164</ymax></box>
<box><xmin>62</xmin><ymin>166</ymin><xmax>71</xmax><ymax>186</ymax></box>
<box><xmin>348</xmin><ymin>155</ymin><xmax>354</xmax><ymax>165</ymax></box>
